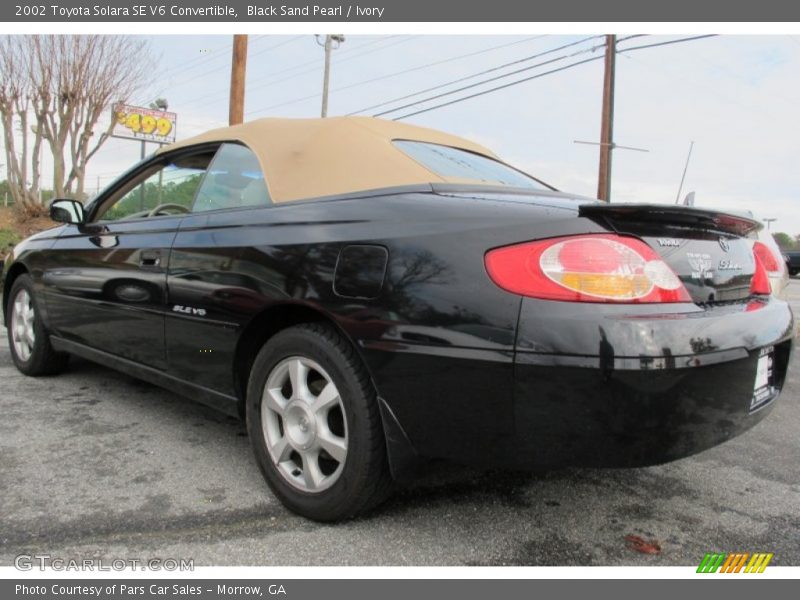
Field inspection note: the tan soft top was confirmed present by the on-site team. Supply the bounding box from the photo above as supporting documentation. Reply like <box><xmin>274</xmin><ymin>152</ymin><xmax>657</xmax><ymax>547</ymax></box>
<box><xmin>157</xmin><ymin>116</ymin><xmax>501</xmax><ymax>203</ymax></box>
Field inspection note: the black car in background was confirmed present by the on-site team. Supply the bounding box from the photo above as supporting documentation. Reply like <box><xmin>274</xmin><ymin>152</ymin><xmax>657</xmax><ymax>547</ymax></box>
<box><xmin>785</xmin><ymin>251</ymin><xmax>800</xmax><ymax>277</ymax></box>
<box><xmin>2</xmin><ymin>117</ymin><xmax>795</xmax><ymax>520</ymax></box>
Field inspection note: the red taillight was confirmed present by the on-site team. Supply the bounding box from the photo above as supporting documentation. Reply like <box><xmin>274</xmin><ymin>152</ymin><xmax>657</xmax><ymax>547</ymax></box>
<box><xmin>750</xmin><ymin>248</ymin><xmax>772</xmax><ymax>295</ymax></box>
<box><xmin>752</xmin><ymin>241</ymin><xmax>781</xmax><ymax>273</ymax></box>
<box><xmin>485</xmin><ymin>234</ymin><xmax>691</xmax><ymax>303</ymax></box>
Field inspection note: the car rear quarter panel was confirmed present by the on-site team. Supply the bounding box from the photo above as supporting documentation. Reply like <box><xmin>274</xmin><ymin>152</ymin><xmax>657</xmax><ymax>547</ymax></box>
<box><xmin>166</xmin><ymin>191</ymin><xmax>602</xmax><ymax>464</ymax></box>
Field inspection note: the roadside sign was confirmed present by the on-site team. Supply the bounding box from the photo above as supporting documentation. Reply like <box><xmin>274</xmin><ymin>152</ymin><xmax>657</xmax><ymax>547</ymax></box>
<box><xmin>112</xmin><ymin>103</ymin><xmax>177</xmax><ymax>144</ymax></box>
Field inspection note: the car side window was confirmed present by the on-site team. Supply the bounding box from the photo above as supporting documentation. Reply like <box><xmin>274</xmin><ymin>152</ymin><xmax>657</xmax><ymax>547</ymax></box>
<box><xmin>95</xmin><ymin>151</ymin><xmax>215</xmax><ymax>222</ymax></box>
<box><xmin>191</xmin><ymin>143</ymin><xmax>271</xmax><ymax>213</ymax></box>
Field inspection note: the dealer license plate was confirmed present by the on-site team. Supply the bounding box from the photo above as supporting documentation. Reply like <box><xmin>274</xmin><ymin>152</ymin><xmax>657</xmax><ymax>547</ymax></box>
<box><xmin>750</xmin><ymin>346</ymin><xmax>775</xmax><ymax>412</ymax></box>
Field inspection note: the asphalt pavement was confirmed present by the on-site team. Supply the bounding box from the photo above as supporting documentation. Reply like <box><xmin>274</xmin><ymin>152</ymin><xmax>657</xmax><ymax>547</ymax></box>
<box><xmin>1</xmin><ymin>284</ymin><xmax>798</xmax><ymax>566</ymax></box>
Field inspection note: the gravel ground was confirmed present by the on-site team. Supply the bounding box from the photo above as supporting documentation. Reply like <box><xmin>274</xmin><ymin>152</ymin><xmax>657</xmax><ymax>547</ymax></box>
<box><xmin>1</xmin><ymin>283</ymin><xmax>798</xmax><ymax>566</ymax></box>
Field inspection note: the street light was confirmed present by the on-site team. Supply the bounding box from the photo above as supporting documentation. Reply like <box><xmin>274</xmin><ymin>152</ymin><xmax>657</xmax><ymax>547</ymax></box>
<box><xmin>763</xmin><ymin>218</ymin><xmax>777</xmax><ymax>231</ymax></box>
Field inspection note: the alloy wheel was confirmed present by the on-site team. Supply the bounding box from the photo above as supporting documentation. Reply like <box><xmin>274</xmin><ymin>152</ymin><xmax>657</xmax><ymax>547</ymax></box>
<box><xmin>261</xmin><ymin>356</ymin><xmax>348</xmax><ymax>493</ymax></box>
<box><xmin>10</xmin><ymin>288</ymin><xmax>36</xmax><ymax>361</ymax></box>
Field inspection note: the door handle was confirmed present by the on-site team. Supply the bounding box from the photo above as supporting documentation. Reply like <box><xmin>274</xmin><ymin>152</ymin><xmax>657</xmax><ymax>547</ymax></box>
<box><xmin>139</xmin><ymin>250</ymin><xmax>161</xmax><ymax>269</ymax></box>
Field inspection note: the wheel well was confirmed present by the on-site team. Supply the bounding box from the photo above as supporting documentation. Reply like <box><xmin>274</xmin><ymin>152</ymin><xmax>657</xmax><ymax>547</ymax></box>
<box><xmin>232</xmin><ymin>304</ymin><xmax>353</xmax><ymax>417</ymax></box>
<box><xmin>230</xmin><ymin>303</ymin><xmax>421</xmax><ymax>480</ymax></box>
<box><xmin>2</xmin><ymin>263</ymin><xmax>28</xmax><ymax>326</ymax></box>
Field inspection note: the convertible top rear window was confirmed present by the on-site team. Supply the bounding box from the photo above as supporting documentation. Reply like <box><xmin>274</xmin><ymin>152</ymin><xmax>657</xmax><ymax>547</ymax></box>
<box><xmin>393</xmin><ymin>140</ymin><xmax>551</xmax><ymax>191</ymax></box>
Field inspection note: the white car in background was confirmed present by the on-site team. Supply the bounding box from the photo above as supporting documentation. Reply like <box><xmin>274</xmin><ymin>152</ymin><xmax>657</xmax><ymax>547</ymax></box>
<box><xmin>751</xmin><ymin>226</ymin><xmax>790</xmax><ymax>299</ymax></box>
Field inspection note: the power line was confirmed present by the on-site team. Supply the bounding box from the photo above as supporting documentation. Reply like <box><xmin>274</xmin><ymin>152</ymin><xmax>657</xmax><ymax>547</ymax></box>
<box><xmin>138</xmin><ymin>34</ymin><xmax>718</xmax><ymax>126</ymax></box>
<box><xmin>161</xmin><ymin>38</ymin><xmax>238</xmax><ymax>77</ymax></box>
<box><xmin>390</xmin><ymin>35</ymin><xmax>716</xmax><ymax>121</ymax></box>
<box><xmin>392</xmin><ymin>55</ymin><xmax>605</xmax><ymax>120</ymax></box>
<box><xmin>181</xmin><ymin>36</ymin><xmax>408</xmax><ymax>113</ymax></box>
<box><xmin>616</xmin><ymin>34</ymin><xmax>717</xmax><ymax>54</ymax></box>
<box><xmin>246</xmin><ymin>37</ymin><xmax>417</xmax><ymax>101</ymax></box>
<box><xmin>352</xmin><ymin>35</ymin><xmax>607</xmax><ymax>116</ymax></box>
<box><xmin>134</xmin><ymin>35</ymin><xmax>273</xmax><ymax>107</ymax></box>
<box><xmin>245</xmin><ymin>35</ymin><xmax>547</xmax><ymax>117</ymax></box>
<box><xmin>247</xmin><ymin>35</ymin><xmax>417</xmax><ymax>92</ymax></box>
<box><xmin>138</xmin><ymin>40</ymin><xmax>233</xmax><ymax>103</ymax></box>
<box><xmin>617</xmin><ymin>36</ymin><xmax>798</xmax><ymax>117</ymax></box>
<box><xmin>186</xmin><ymin>35</ymin><xmax>415</xmax><ymax>114</ymax></box>
<box><xmin>371</xmin><ymin>36</ymin><xmax>626</xmax><ymax>119</ymax></box>
<box><xmin>145</xmin><ymin>36</ymin><xmax>305</xmax><ymax>108</ymax></box>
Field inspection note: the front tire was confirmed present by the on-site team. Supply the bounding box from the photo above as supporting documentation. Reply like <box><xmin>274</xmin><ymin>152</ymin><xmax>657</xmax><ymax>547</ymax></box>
<box><xmin>246</xmin><ymin>323</ymin><xmax>392</xmax><ymax>521</ymax></box>
<box><xmin>6</xmin><ymin>274</ymin><xmax>69</xmax><ymax>375</ymax></box>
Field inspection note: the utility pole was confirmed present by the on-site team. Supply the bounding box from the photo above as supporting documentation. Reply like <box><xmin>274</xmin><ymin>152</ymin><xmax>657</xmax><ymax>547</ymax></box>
<box><xmin>229</xmin><ymin>34</ymin><xmax>248</xmax><ymax>126</ymax></box>
<box><xmin>597</xmin><ymin>34</ymin><xmax>616</xmax><ymax>202</ymax></box>
<box><xmin>316</xmin><ymin>34</ymin><xmax>345</xmax><ymax>117</ymax></box>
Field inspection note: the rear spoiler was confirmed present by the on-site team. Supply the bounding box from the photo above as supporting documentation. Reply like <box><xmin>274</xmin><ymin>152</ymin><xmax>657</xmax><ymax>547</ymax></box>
<box><xmin>579</xmin><ymin>203</ymin><xmax>762</xmax><ymax>237</ymax></box>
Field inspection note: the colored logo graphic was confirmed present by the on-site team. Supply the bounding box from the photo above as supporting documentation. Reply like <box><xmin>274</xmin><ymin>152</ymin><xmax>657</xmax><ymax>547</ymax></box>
<box><xmin>697</xmin><ymin>552</ymin><xmax>773</xmax><ymax>573</ymax></box>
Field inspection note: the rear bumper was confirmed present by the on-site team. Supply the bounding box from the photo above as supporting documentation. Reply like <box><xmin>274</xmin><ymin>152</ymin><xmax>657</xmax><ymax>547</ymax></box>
<box><xmin>512</xmin><ymin>297</ymin><xmax>795</xmax><ymax>468</ymax></box>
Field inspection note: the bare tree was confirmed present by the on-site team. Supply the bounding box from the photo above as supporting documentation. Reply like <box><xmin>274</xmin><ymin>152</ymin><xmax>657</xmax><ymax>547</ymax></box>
<box><xmin>0</xmin><ymin>35</ymin><xmax>151</xmax><ymax>213</ymax></box>
<box><xmin>0</xmin><ymin>37</ymin><xmax>40</xmax><ymax>209</ymax></box>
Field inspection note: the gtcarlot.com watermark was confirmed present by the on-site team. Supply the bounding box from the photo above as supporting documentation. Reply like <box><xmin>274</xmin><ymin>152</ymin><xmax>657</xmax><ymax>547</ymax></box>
<box><xmin>14</xmin><ymin>554</ymin><xmax>194</xmax><ymax>571</ymax></box>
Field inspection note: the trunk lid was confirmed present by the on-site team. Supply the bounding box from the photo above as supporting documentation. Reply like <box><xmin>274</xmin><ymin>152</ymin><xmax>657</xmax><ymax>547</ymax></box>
<box><xmin>580</xmin><ymin>203</ymin><xmax>760</xmax><ymax>304</ymax></box>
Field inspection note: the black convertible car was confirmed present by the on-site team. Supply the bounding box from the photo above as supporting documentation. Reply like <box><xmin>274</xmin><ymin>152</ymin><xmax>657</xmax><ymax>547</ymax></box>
<box><xmin>2</xmin><ymin>117</ymin><xmax>794</xmax><ymax>521</ymax></box>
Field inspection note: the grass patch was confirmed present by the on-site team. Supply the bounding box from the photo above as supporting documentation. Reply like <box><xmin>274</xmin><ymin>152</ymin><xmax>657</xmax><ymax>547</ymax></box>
<box><xmin>0</xmin><ymin>228</ymin><xmax>21</xmax><ymax>250</ymax></box>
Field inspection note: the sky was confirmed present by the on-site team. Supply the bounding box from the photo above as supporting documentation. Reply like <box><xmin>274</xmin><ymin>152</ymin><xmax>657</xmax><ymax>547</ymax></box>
<box><xmin>49</xmin><ymin>34</ymin><xmax>800</xmax><ymax>236</ymax></box>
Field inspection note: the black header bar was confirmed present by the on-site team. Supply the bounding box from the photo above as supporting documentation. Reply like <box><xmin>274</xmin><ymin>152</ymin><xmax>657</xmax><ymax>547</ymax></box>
<box><xmin>3</xmin><ymin>0</ymin><xmax>800</xmax><ymax>22</ymax></box>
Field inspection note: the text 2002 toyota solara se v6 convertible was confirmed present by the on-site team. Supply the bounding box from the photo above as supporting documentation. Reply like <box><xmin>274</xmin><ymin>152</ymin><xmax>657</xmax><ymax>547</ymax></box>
<box><xmin>2</xmin><ymin>117</ymin><xmax>794</xmax><ymax>520</ymax></box>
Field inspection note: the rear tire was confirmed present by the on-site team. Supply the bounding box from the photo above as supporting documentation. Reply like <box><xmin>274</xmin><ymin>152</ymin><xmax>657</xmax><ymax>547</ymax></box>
<box><xmin>246</xmin><ymin>323</ymin><xmax>392</xmax><ymax>521</ymax></box>
<box><xmin>6</xmin><ymin>274</ymin><xmax>69</xmax><ymax>376</ymax></box>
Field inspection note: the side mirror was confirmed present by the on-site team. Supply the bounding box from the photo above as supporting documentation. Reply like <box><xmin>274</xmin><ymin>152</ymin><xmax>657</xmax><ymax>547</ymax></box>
<box><xmin>50</xmin><ymin>199</ymin><xmax>86</xmax><ymax>225</ymax></box>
